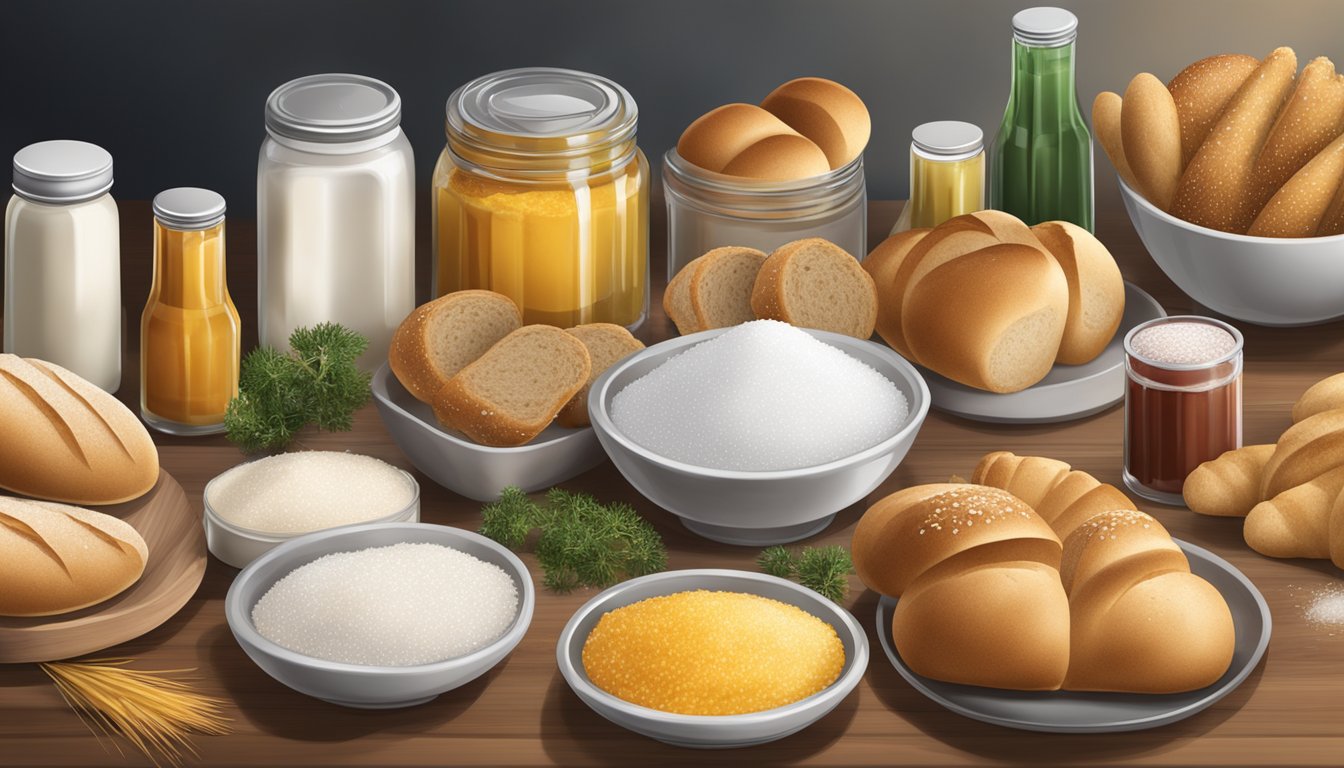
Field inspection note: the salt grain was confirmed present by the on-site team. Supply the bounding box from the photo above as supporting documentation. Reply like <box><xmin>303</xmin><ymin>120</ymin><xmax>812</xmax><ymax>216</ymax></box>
<box><xmin>1304</xmin><ymin>585</ymin><xmax>1344</xmax><ymax>629</ymax></box>
<box><xmin>609</xmin><ymin>320</ymin><xmax>908</xmax><ymax>471</ymax></box>
<box><xmin>251</xmin><ymin>542</ymin><xmax>517</xmax><ymax>666</ymax></box>
<box><xmin>1129</xmin><ymin>321</ymin><xmax>1237</xmax><ymax>366</ymax></box>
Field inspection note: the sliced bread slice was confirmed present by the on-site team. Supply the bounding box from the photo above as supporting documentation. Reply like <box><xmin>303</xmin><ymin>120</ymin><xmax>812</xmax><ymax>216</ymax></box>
<box><xmin>750</xmin><ymin>238</ymin><xmax>877</xmax><ymax>338</ymax></box>
<box><xmin>689</xmin><ymin>246</ymin><xmax>767</xmax><ymax>331</ymax></box>
<box><xmin>389</xmin><ymin>290</ymin><xmax>521</xmax><ymax>404</ymax></box>
<box><xmin>432</xmin><ymin>326</ymin><xmax>591</xmax><ymax>447</ymax></box>
<box><xmin>558</xmin><ymin>323</ymin><xmax>645</xmax><ymax>428</ymax></box>
<box><xmin>663</xmin><ymin>262</ymin><xmax>700</xmax><ymax>336</ymax></box>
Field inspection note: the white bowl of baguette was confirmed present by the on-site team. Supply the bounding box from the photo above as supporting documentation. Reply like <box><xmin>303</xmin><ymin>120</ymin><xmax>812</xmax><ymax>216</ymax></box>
<box><xmin>1120</xmin><ymin>179</ymin><xmax>1344</xmax><ymax>326</ymax></box>
<box><xmin>589</xmin><ymin>327</ymin><xmax>929</xmax><ymax>546</ymax></box>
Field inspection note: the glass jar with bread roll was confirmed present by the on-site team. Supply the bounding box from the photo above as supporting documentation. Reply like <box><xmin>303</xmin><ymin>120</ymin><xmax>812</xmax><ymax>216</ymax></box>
<box><xmin>433</xmin><ymin>68</ymin><xmax>649</xmax><ymax>330</ymax></box>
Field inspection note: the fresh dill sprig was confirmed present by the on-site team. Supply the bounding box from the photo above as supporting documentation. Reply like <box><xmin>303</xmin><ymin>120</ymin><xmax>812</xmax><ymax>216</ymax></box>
<box><xmin>757</xmin><ymin>545</ymin><xmax>799</xmax><ymax>579</ymax></box>
<box><xmin>757</xmin><ymin>544</ymin><xmax>853</xmax><ymax>603</ymax></box>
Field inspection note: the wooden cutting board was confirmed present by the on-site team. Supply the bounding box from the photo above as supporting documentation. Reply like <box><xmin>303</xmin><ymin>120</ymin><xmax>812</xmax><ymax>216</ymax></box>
<box><xmin>0</xmin><ymin>470</ymin><xmax>206</xmax><ymax>664</ymax></box>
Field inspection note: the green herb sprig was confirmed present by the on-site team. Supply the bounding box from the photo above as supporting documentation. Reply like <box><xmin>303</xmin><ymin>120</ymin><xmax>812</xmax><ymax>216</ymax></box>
<box><xmin>224</xmin><ymin>322</ymin><xmax>371</xmax><ymax>452</ymax></box>
<box><xmin>757</xmin><ymin>544</ymin><xmax>854</xmax><ymax>603</ymax></box>
<box><xmin>481</xmin><ymin>487</ymin><xmax>667</xmax><ymax>592</ymax></box>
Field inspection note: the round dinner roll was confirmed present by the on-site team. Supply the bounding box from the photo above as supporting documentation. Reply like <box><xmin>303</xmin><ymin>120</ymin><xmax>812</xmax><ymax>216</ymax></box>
<box><xmin>1029</xmin><ymin>221</ymin><xmax>1125</xmax><ymax>365</ymax></box>
<box><xmin>676</xmin><ymin>103</ymin><xmax>829</xmax><ymax>180</ymax></box>
<box><xmin>761</xmin><ymin>77</ymin><xmax>871</xmax><ymax>170</ymax></box>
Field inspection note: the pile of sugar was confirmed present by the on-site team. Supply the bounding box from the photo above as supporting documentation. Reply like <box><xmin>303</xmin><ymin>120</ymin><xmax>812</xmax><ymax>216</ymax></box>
<box><xmin>251</xmin><ymin>542</ymin><xmax>517</xmax><ymax>666</ymax></box>
<box><xmin>208</xmin><ymin>452</ymin><xmax>415</xmax><ymax>534</ymax></box>
<box><xmin>609</xmin><ymin>320</ymin><xmax>908</xmax><ymax>471</ymax></box>
<box><xmin>1129</xmin><ymin>321</ymin><xmax>1237</xmax><ymax>365</ymax></box>
<box><xmin>1302</xmin><ymin>584</ymin><xmax>1344</xmax><ymax>633</ymax></box>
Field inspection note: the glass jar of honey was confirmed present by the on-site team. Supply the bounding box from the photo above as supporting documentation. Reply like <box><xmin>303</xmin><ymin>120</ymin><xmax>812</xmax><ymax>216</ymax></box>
<box><xmin>892</xmin><ymin>121</ymin><xmax>985</xmax><ymax>233</ymax></box>
<box><xmin>433</xmin><ymin>67</ymin><xmax>649</xmax><ymax>330</ymax></box>
<box><xmin>140</xmin><ymin>188</ymin><xmax>240</xmax><ymax>435</ymax></box>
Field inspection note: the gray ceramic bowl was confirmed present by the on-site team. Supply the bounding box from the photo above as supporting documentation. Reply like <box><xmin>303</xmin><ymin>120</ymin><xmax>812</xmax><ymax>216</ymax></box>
<box><xmin>225</xmin><ymin>522</ymin><xmax>535</xmax><ymax>709</ymax></box>
<box><xmin>1119</xmin><ymin>178</ymin><xmax>1344</xmax><ymax>326</ymax></box>
<box><xmin>557</xmin><ymin>569</ymin><xmax>868</xmax><ymax>748</ymax></box>
<box><xmin>589</xmin><ymin>328</ymin><xmax>930</xmax><ymax>546</ymax></box>
<box><xmin>371</xmin><ymin>363</ymin><xmax>606</xmax><ymax>502</ymax></box>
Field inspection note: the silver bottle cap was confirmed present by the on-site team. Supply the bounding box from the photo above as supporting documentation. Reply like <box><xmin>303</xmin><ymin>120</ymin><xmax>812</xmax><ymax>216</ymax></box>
<box><xmin>153</xmin><ymin>187</ymin><xmax>226</xmax><ymax>231</ymax></box>
<box><xmin>12</xmin><ymin>140</ymin><xmax>114</xmax><ymax>204</ymax></box>
<box><xmin>1012</xmin><ymin>7</ymin><xmax>1078</xmax><ymax>47</ymax></box>
<box><xmin>912</xmin><ymin>121</ymin><xmax>984</xmax><ymax>159</ymax></box>
<box><xmin>448</xmin><ymin>67</ymin><xmax>637</xmax><ymax>143</ymax></box>
<box><xmin>265</xmin><ymin>74</ymin><xmax>402</xmax><ymax>144</ymax></box>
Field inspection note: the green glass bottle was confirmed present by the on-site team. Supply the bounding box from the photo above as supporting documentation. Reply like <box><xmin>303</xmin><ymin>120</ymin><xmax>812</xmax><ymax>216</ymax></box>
<box><xmin>990</xmin><ymin>7</ymin><xmax>1094</xmax><ymax>231</ymax></box>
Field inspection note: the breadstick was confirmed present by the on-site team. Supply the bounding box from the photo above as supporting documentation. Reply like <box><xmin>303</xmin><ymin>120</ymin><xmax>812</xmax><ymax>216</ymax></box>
<box><xmin>1122</xmin><ymin>74</ymin><xmax>1183</xmax><ymax>210</ymax></box>
<box><xmin>1167</xmin><ymin>53</ymin><xmax>1260</xmax><ymax>169</ymax></box>
<box><xmin>1252</xmin><ymin>56</ymin><xmax>1344</xmax><ymax>215</ymax></box>
<box><xmin>1092</xmin><ymin>91</ymin><xmax>1140</xmax><ymax>193</ymax></box>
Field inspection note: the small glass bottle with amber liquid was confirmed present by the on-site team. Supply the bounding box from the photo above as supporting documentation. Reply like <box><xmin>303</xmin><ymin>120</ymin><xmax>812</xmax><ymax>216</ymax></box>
<box><xmin>140</xmin><ymin>188</ymin><xmax>240</xmax><ymax>435</ymax></box>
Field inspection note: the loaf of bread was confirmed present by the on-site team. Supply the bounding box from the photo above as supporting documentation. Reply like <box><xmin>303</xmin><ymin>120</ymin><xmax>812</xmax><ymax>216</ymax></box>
<box><xmin>389</xmin><ymin>290</ymin><xmax>522</xmax><ymax>404</ymax></box>
<box><xmin>663</xmin><ymin>246</ymin><xmax>767</xmax><ymax>336</ymax></box>
<box><xmin>861</xmin><ymin>228</ymin><xmax>930</xmax><ymax>358</ymax></box>
<box><xmin>557</xmin><ymin>324</ymin><xmax>644</xmax><ymax>428</ymax></box>
<box><xmin>432</xmin><ymin>326</ymin><xmax>591</xmax><ymax>446</ymax></box>
<box><xmin>0</xmin><ymin>355</ymin><xmax>159</xmax><ymax>505</ymax></box>
<box><xmin>1061</xmin><ymin>510</ymin><xmax>1235</xmax><ymax>693</ymax></box>
<box><xmin>0</xmin><ymin>496</ymin><xmax>148</xmax><ymax>616</ymax></box>
<box><xmin>760</xmin><ymin>78</ymin><xmax>871</xmax><ymax>170</ymax></box>
<box><xmin>750</xmin><ymin>238</ymin><xmax>877</xmax><ymax>339</ymax></box>
<box><xmin>1030</xmin><ymin>221</ymin><xmax>1126</xmax><ymax>365</ymax></box>
<box><xmin>853</xmin><ymin>484</ymin><xmax>1071</xmax><ymax>691</ymax></box>
<box><xmin>676</xmin><ymin>103</ymin><xmax>830</xmax><ymax>181</ymax></box>
<box><xmin>972</xmin><ymin>451</ymin><xmax>1137</xmax><ymax>540</ymax></box>
<box><xmin>1184</xmin><ymin>444</ymin><xmax>1275</xmax><ymax>517</ymax></box>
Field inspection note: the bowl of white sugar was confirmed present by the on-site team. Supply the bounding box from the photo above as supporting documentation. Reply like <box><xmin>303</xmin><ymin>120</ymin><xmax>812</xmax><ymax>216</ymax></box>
<box><xmin>204</xmin><ymin>451</ymin><xmax>420</xmax><ymax>568</ymax></box>
<box><xmin>590</xmin><ymin>320</ymin><xmax>930</xmax><ymax>546</ymax></box>
<box><xmin>225</xmin><ymin>522</ymin><xmax>534</xmax><ymax>709</ymax></box>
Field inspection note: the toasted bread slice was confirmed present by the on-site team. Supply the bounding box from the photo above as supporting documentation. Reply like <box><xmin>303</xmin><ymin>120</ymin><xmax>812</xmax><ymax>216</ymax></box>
<box><xmin>751</xmin><ymin>238</ymin><xmax>877</xmax><ymax>339</ymax></box>
<box><xmin>558</xmin><ymin>323</ymin><xmax>645</xmax><ymax>428</ymax></box>
<box><xmin>389</xmin><ymin>290</ymin><xmax>521</xmax><ymax>403</ymax></box>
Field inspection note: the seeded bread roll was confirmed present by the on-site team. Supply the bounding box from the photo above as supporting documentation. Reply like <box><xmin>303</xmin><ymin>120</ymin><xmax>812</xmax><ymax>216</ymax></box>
<box><xmin>1122</xmin><ymin>73</ymin><xmax>1183</xmax><ymax>210</ymax></box>
<box><xmin>1183</xmin><ymin>444</ymin><xmax>1275</xmax><ymax>517</ymax></box>
<box><xmin>760</xmin><ymin>77</ymin><xmax>871</xmax><ymax>170</ymax></box>
<box><xmin>558</xmin><ymin>324</ymin><xmax>644</xmax><ymax>428</ymax></box>
<box><xmin>0</xmin><ymin>355</ymin><xmax>159</xmax><ymax>505</ymax></box>
<box><xmin>677</xmin><ymin>103</ymin><xmax>830</xmax><ymax>181</ymax></box>
<box><xmin>1248</xmin><ymin>131</ymin><xmax>1344</xmax><ymax>237</ymax></box>
<box><xmin>1167</xmin><ymin>53</ymin><xmax>1260</xmax><ymax>169</ymax></box>
<box><xmin>389</xmin><ymin>290</ymin><xmax>522</xmax><ymax>404</ymax></box>
<box><xmin>750</xmin><ymin>238</ymin><xmax>877</xmax><ymax>339</ymax></box>
<box><xmin>1030</xmin><ymin>221</ymin><xmax>1125</xmax><ymax>365</ymax></box>
<box><xmin>971</xmin><ymin>451</ymin><xmax>1137</xmax><ymax>541</ymax></box>
<box><xmin>862</xmin><ymin>227</ymin><xmax>931</xmax><ymax>358</ymax></box>
<box><xmin>1251</xmin><ymin>56</ymin><xmax>1344</xmax><ymax>213</ymax></box>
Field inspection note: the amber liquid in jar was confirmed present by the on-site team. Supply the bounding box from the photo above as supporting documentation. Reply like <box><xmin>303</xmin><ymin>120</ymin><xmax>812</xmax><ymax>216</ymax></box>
<box><xmin>1123</xmin><ymin>317</ymin><xmax>1243</xmax><ymax>505</ymax></box>
<box><xmin>140</xmin><ymin>218</ymin><xmax>240</xmax><ymax>434</ymax></box>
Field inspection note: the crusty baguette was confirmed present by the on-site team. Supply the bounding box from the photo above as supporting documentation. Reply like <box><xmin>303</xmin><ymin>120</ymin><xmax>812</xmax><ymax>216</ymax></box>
<box><xmin>862</xmin><ymin>228</ymin><xmax>931</xmax><ymax>358</ymax></box>
<box><xmin>750</xmin><ymin>238</ymin><xmax>877</xmax><ymax>339</ymax></box>
<box><xmin>1167</xmin><ymin>53</ymin><xmax>1261</xmax><ymax>169</ymax></box>
<box><xmin>1248</xmin><ymin>131</ymin><xmax>1344</xmax><ymax>237</ymax></box>
<box><xmin>760</xmin><ymin>77</ymin><xmax>871</xmax><ymax>170</ymax></box>
<box><xmin>1260</xmin><ymin>407</ymin><xmax>1344</xmax><ymax>498</ymax></box>
<box><xmin>688</xmin><ymin>247</ymin><xmax>767</xmax><ymax>331</ymax></box>
<box><xmin>388</xmin><ymin>290</ymin><xmax>522</xmax><ymax>404</ymax></box>
<box><xmin>1030</xmin><ymin>221</ymin><xmax>1125</xmax><ymax>365</ymax></box>
<box><xmin>662</xmin><ymin>261</ymin><xmax>700</xmax><ymax>336</ymax></box>
<box><xmin>1293</xmin><ymin>372</ymin><xmax>1344</xmax><ymax>423</ymax></box>
<box><xmin>1243</xmin><ymin>465</ymin><xmax>1344</xmax><ymax>559</ymax></box>
<box><xmin>557</xmin><ymin>324</ymin><xmax>644</xmax><ymax>428</ymax></box>
<box><xmin>0</xmin><ymin>355</ymin><xmax>159</xmax><ymax>505</ymax></box>
<box><xmin>1122</xmin><ymin>73</ymin><xmax>1183</xmax><ymax>210</ymax></box>
<box><xmin>432</xmin><ymin>326</ymin><xmax>591</xmax><ymax>447</ymax></box>
<box><xmin>972</xmin><ymin>451</ymin><xmax>1137</xmax><ymax>540</ymax></box>
<box><xmin>1251</xmin><ymin>56</ymin><xmax>1344</xmax><ymax>214</ymax></box>
<box><xmin>0</xmin><ymin>496</ymin><xmax>148</xmax><ymax>616</ymax></box>
<box><xmin>1091</xmin><ymin>91</ymin><xmax>1140</xmax><ymax>192</ymax></box>
<box><xmin>1183</xmin><ymin>444</ymin><xmax>1275</xmax><ymax>517</ymax></box>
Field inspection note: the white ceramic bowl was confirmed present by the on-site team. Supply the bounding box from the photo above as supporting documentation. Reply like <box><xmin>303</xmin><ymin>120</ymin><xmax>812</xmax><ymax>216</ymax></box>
<box><xmin>203</xmin><ymin>459</ymin><xmax>420</xmax><ymax>569</ymax></box>
<box><xmin>589</xmin><ymin>327</ymin><xmax>930</xmax><ymax>546</ymax></box>
<box><xmin>1119</xmin><ymin>178</ymin><xmax>1344</xmax><ymax>326</ymax></box>
<box><xmin>557</xmin><ymin>569</ymin><xmax>868</xmax><ymax>748</ymax></box>
<box><xmin>371</xmin><ymin>363</ymin><xmax>606</xmax><ymax>502</ymax></box>
<box><xmin>225</xmin><ymin>522</ymin><xmax>535</xmax><ymax>709</ymax></box>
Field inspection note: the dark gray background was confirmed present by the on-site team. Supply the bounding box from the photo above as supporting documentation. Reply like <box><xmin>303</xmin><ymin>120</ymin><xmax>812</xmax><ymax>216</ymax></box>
<box><xmin>2</xmin><ymin>0</ymin><xmax>1337</xmax><ymax>211</ymax></box>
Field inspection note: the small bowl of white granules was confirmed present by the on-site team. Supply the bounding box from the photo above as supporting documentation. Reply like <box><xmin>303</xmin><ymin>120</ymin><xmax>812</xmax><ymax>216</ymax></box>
<box><xmin>225</xmin><ymin>522</ymin><xmax>534</xmax><ymax>709</ymax></box>
<box><xmin>204</xmin><ymin>451</ymin><xmax>421</xmax><ymax>568</ymax></box>
<box><xmin>589</xmin><ymin>321</ymin><xmax>930</xmax><ymax>546</ymax></box>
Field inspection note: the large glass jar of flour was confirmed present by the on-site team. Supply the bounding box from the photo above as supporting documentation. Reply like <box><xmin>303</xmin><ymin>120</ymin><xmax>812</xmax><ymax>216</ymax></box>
<box><xmin>4</xmin><ymin>140</ymin><xmax>121</xmax><ymax>391</ymax></box>
<box><xmin>258</xmin><ymin>74</ymin><xmax>415</xmax><ymax>368</ymax></box>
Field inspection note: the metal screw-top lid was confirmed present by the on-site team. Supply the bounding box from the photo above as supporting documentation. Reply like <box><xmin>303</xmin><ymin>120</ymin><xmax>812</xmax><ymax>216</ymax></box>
<box><xmin>12</xmin><ymin>140</ymin><xmax>114</xmax><ymax>204</ymax></box>
<box><xmin>265</xmin><ymin>74</ymin><xmax>402</xmax><ymax>144</ymax></box>
<box><xmin>912</xmin><ymin>121</ymin><xmax>984</xmax><ymax>160</ymax></box>
<box><xmin>1012</xmin><ymin>7</ymin><xmax>1078</xmax><ymax>47</ymax></box>
<box><xmin>153</xmin><ymin>187</ymin><xmax>226</xmax><ymax>231</ymax></box>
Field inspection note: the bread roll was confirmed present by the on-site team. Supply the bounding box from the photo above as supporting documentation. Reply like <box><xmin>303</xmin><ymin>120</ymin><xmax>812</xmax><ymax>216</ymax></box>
<box><xmin>1183</xmin><ymin>444</ymin><xmax>1274</xmax><ymax>517</ymax></box>
<box><xmin>1252</xmin><ymin>56</ymin><xmax>1344</xmax><ymax>213</ymax></box>
<box><xmin>750</xmin><ymin>238</ymin><xmax>877</xmax><ymax>338</ymax></box>
<box><xmin>760</xmin><ymin>77</ymin><xmax>871</xmax><ymax>170</ymax></box>
<box><xmin>0</xmin><ymin>496</ymin><xmax>148</xmax><ymax>616</ymax></box>
<box><xmin>1030</xmin><ymin>221</ymin><xmax>1125</xmax><ymax>365</ymax></box>
<box><xmin>1167</xmin><ymin>53</ymin><xmax>1260</xmax><ymax>169</ymax></box>
<box><xmin>557</xmin><ymin>324</ymin><xmax>644</xmax><ymax>428</ymax></box>
<box><xmin>1329</xmin><ymin>488</ymin><xmax>1344</xmax><ymax>569</ymax></box>
<box><xmin>1061</xmin><ymin>510</ymin><xmax>1235</xmax><ymax>693</ymax></box>
<box><xmin>0</xmin><ymin>355</ymin><xmax>159</xmax><ymax>505</ymax></box>
<box><xmin>863</xmin><ymin>228</ymin><xmax>931</xmax><ymax>358</ymax></box>
<box><xmin>1249</xmin><ymin>132</ymin><xmax>1344</xmax><ymax>237</ymax></box>
<box><xmin>1244</xmin><ymin>465</ymin><xmax>1344</xmax><ymax>559</ymax></box>
<box><xmin>972</xmin><ymin>451</ymin><xmax>1137</xmax><ymax>540</ymax></box>
<box><xmin>389</xmin><ymin>290</ymin><xmax>522</xmax><ymax>404</ymax></box>
<box><xmin>1293</xmin><ymin>371</ymin><xmax>1344</xmax><ymax>423</ymax></box>
<box><xmin>721</xmin><ymin>133</ymin><xmax>833</xmax><ymax>180</ymax></box>
<box><xmin>677</xmin><ymin>103</ymin><xmax>829</xmax><ymax>180</ymax></box>
<box><xmin>1260</xmin><ymin>407</ymin><xmax>1344</xmax><ymax>498</ymax></box>
<box><xmin>1122</xmin><ymin>73</ymin><xmax>1183</xmax><ymax>209</ymax></box>
<box><xmin>688</xmin><ymin>247</ymin><xmax>768</xmax><ymax>331</ymax></box>
<box><xmin>1092</xmin><ymin>91</ymin><xmax>1140</xmax><ymax>192</ymax></box>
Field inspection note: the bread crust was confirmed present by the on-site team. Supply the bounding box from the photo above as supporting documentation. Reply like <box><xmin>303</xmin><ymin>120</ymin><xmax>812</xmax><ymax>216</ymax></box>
<box><xmin>388</xmin><ymin>290</ymin><xmax>522</xmax><ymax>404</ymax></box>
<box><xmin>760</xmin><ymin>77</ymin><xmax>871</xmax><ymax>170</ymax></box>
<box><xmin>751</xmin><ymin>238</ymin><xmax>876</xmax><ymax>338</ymax></box>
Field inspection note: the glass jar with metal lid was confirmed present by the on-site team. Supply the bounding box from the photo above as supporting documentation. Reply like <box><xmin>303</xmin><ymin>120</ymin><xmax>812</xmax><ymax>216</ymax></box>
<box><xmin>662</xmin><ymin>148</ymin><xmax>866</xmax><ymax>279</ymax></box>
<box><xmin>892</xmin><ymin>121</ymin><xmax>985</xmax><ymax>234</ymax></box>
<box><xmin>258</xmin><ymin>73</ymin><xmax>415</xmax><ymax>369</ymax></box>
<box><xmin>433</xmin><ymin>67</ymin><xmax>649</xmax><ymax>330</ymax></box>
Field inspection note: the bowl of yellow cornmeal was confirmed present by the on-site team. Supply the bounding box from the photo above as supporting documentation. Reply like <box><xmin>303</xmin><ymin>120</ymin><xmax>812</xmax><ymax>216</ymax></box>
<box><xmin>556</xmin><ymin>569</ymin><xmax>868</xmax><ymax>748</ymax></box>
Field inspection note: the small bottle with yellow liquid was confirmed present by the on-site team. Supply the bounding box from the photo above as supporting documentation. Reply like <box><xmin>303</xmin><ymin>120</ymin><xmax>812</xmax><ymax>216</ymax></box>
<box><xmin>140</xmin><ymin>188</ymin><xmax>240</xmax><ymax>435</ymax></box>
<box><xmin>892</xmin><ymin>121</ymin><xmax>985</xmax><ymax>234</ymax></box>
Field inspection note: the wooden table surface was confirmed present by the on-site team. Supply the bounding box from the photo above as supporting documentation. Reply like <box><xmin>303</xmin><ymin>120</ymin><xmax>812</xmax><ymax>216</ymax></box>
<box><xmin>3</xmin><ymin>195</ymin><xmax>1344</xmax><ymax>767</ymax></box>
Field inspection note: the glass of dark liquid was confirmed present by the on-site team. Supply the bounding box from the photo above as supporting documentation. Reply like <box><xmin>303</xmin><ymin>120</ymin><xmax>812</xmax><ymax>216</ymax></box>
<box><xmin>1123</xmin><ymin>316</ymin><xmax>1244</xmax><ymax>505</ymax></box>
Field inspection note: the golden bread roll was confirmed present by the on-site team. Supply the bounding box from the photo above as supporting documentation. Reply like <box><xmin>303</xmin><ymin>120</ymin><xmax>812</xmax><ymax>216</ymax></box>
<box><xmin>676</xmin><ymin>103</ymin><xmax>829</xmax><ymax>180</ymax></box>
<box><xmin>760</xmin><ymin>77</ymin><xmax>871</xmax><ymax>170</ymax></box>
<box><xmin>1061</xmin><ymin>510</ymin><xmax>1235</xmax><ymax>693</ymax></box>
<box><xmin>1122</xmin><ymin>73</ymin><xmax>1183</xmax><ymax>209</ymax></box>
<box><xmin>971</xmin><ymin>451</ymin><xmax>1137</xmax><ymax>540</ymax></box>
<box><xmin>750</xmin><ymin>238</ymin><xmax>877</xmax><ymax>339</ymax></box>
<box><xmin>1248</xmin><ymin>132</ymin><xmax>1344</xmax><ymax>237</ymax></box>
<box><xmin>1251</xmin><ymin>56</ymin><xmax>1344</xmax><ymax>212</ymax></box>
<box><xmin>1029</xmin><ymin>221</ymin><xmax>1125</xmax><ymax>365</ymax></box>
<box><xmin>721</xmin><ymin>133</ymin><xmax>832</xmax><ymax>180</ymax></box>
<box><xmin>1293</xmin><ymin>371</ymin><xmax>1344</xmax><ymax>422</ymax></box>
<box><xmin>389</xmin><ymin>290</ymin><xmax>522</xmax><ymax>404</ymax></box>
<box><xmin>1167</xmin><ymin>53</ymin><xmax>1261</xmax><ymax>169</ymax></box>
<box><xmin>1260</xmin><ymin>407</ymin><xmax>1344</xmax><ymax>498</ymax></box>
<box><xmin>1183</xmin><ymin>444</ymin><xmax>1274</xmax><ymax>517</ymax></box>
<box><xmin>853</xmin><ymin>484</ymin><xmax>1070</xmax><ymax>691</ymax></box>
<box><xmin>862</xmin><ymin>228</ymin><xmax>930</xmax><ymax>358</ymax></box>
<box><xmin>0</xmin><ymin>496</ymin><xmax>148</xmax><ymax>616</ymax></box>
<box><xmin>1243</xmin><ymin>464</ymin><xmax>1344</xmax><ymax>559</ymax></box>
<box><xmin>1091</xmin><ymin>91</ymin><xmax>1140</xmax><ymax>192</ymax></box>
<box><xmin>1172</xmin><ymin>47</ymin><xmax>1299</xmax><ymax>233</ymax></box>
<box><xmin>0</xmin><ymin>355</ymin><xmax>159</xmax><ymax>505</ymax></box>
